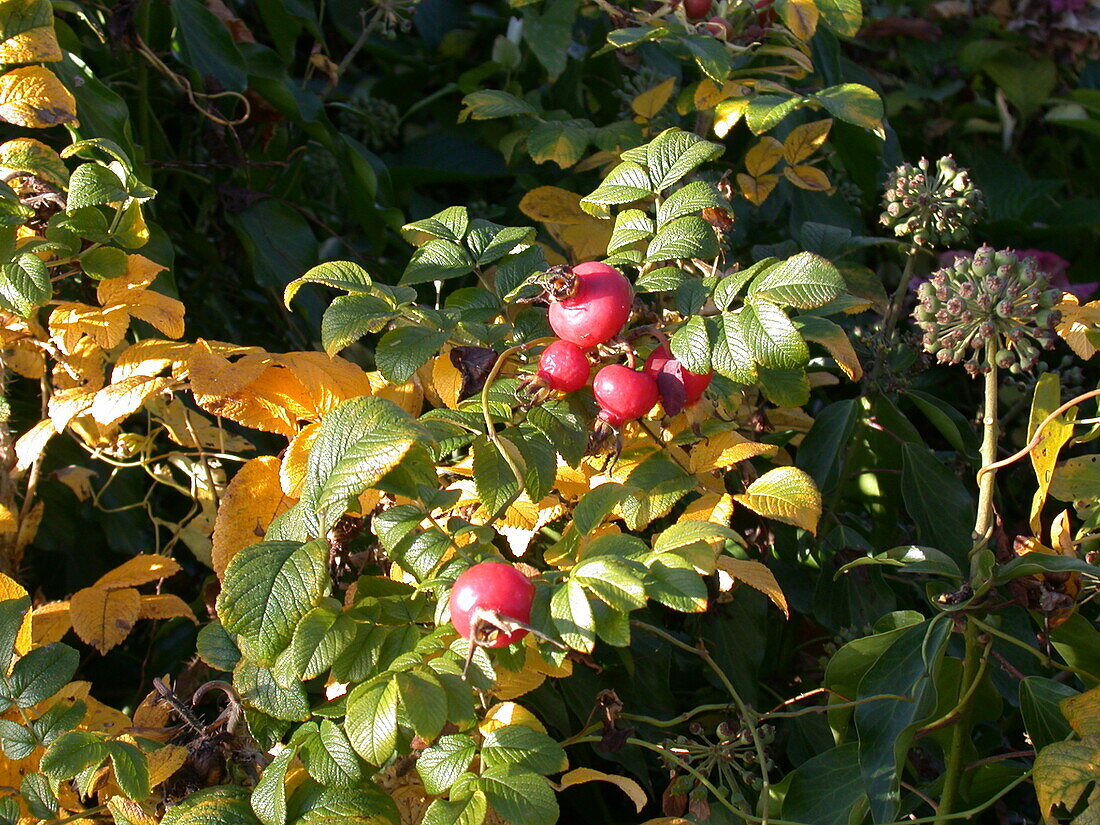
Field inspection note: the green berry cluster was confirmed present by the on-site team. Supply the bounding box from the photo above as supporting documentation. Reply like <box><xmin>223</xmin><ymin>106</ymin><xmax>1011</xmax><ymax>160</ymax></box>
<box><xmin>913</xmin><ymin>246</ymin><xmax>1062</xmax><ymax>376</ymax></box>
<box><xmin>881</xmin><ymin>155</ymin><xmax>984</xmax><ymax>247</ymax></box>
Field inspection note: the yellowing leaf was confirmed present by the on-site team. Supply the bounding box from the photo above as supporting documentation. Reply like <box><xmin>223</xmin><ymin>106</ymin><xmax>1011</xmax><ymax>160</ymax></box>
<box><xmin>745</xmin><ymin>136</ymin><xmax>784</xmax><ymax>177</ymax></box>
<box><xmin>97</xmin><ymin>257</ymin><xmax>184</xmax><ymax>340</ymax></box>
<box><xmin>695</xmin><ymin>80</ymin><xmax>750</xmax><ymax>111</ymax></box>
<box><xmin>1029</xmin><ymin>373</ymin><xmax>1076</xmax><ymax>534</ymax></box>
<box><xmin>95</xmin><ymin>554</ymin><xmax>181</xmax><ymax>590</ymax></box>
<box><xmin>0</xmin><ymin>571</ymin><xmax>32</xmax><ymax>661</ymax></box>
<box><xmin>1054</xmin><ymin>294</ymin><xmax>1100</xmax><ymax>360</ymax></box>
<box><xmin>632</xmin><ymin>77</ymin><xmax>676</xmax><ymax>120</ymax></box>
<box><xmin>137</xmin><ymin>594</ymin><xmax>195</xmax><ymax>622</ymax></box>
<box><xmin>31</xmin><ymin>600</ymin><xmax>70</xmax><ymax>645</ymax></box>
<box><xmin>90</xmin><ymin>374</ymin><xmax>173</xmax><ymax>427</ymax></box>
<box><xmin>0</xmin><ymin>66</ymin><xmax>75</xmax><ymax>128</ymax></box>
<box><xmin>147</xmin><ymin>744</ymin><xmax>189</xmax><ymax>786</ymax></box>
<box><xmin>107</xmin><ymin>797</ymin><xmax>158</xmax><ymax>825</ymax></box>
<box><xmin>212</xmin><ymin>456</ymin><xmax>293</xmax><ymax>577</ymax></box>
<box><xmin>737</xmin><ymin>172</ymin><xmax>778</xmax><ymax>206</ymax></box>
<box><xmin>1034</xmin><ymin>739</ymin><xmax>1100</xmax><ymax>825</ymax></box>
<box><xmin>281</xmin><ymin>422</ymin><xmax>320</xmax><ymax>498</ymax></box>
<box><xmin>734</xmin><ymin>466</ymin><xmax>821</xmax><ymax>533</ymax></box>
<box><xmin>479</xmin><ymin>701</ymin><xmax>546</xmax><ymax>735</ymax></box>
<box><xmin>1063</xmin><ymin>685</ymin><xmax>1100</xmax><ymax>739</ymax></box>
<box><xmin>49</xmin><ymin>302</ymin><xmax>130</xmax><ymax>355</ymax></box>
<box><xmin>14</xmin><ymin>417</ymin><xmax>55</xmax><ymax>471</ymax></box>
<box><xmin>715</xmin><ymin>556</ymin><xmax>789</xmax><ymax>617</ymax></box>
<box><xmin>519</xmin><ymin>186</ymin><xmax>589</xmax><ymax>225</ymax></box>
<box><xmin>48</xmin><ymin>387</ymin><xmax>95</xmax><ymax>430</ymax></box>
<box><xmin>112</xmin><ymin>340</ymin><xmax>194</xmax><ymax>382</ymax></box>
<box><xmin>799</xmin><ymin>318</ymin><xmax>862</xmax><ymax>380</ymax></box>
<box><xmin>782</xmin><ymin>118</ymin><xmax>832</xmax><ymax>164</ymax></box>
<box><xmin>492</xmin><ymin>661</ymin><xmax>546</xmax><ymax>701</ymax></box>
<box><xmin>555</xmin><ymin>768</ymin><xmax>646</xmax><ymax>813</ymax></box>
<box><xmin>69</xmin><ymin>585</ymin><xmax>141</xmax><ymax>654</ymax></box>
<box><xmin>783</xmin><ymin>164</ymin><xmax>833</xmax><ymax>192</ymax></box>
<box><xmin>682</xmin><ymin>492</ymin><xmax>735</xmax><ymax>526</ymax></box>
<box><xmin>714</xmin><ymin>98</ymin><xmax>750</xmax><ymax>138</ymax></box>
<box><xmin>779</xmin><ymin>0</ymin><xmax>820</xmax><ymax>41</ymax></box>
<box><xmin>689</xmin><ymin>431</ymin><xmax>778</xmax><ymax>473</ymax></box>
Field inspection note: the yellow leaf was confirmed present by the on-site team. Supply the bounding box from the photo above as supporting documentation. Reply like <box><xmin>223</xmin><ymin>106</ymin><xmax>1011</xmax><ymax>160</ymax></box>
<box><xmin>212</xmin><ymin>456</ymin><xmax>293</xmax><ymax>577</ymax></box>
<box><xmin>1034</xmin><ymin>739</ymin><xmax>1100</xmax><ymax>825</ymax></box>
<box><xmin>715</xmin><ymin>556</ymin><xmax>789</xmax><ymax>616</ymax></box>
<box><xmin>714</xmin><ymin>97</ymin><xmax>750</xmax><ymax>138</ymax></box>
<box><xmin>49</xmin><ymin>302</ymin><xmax>130</xmax><ymax>355</ymax></box>
<box><xmin>0</xmin><ymin>571</ymin><xmax>32</xmax><ymax>661</ymax></box>
<box><xmin>0</xmin><ymin>1</ymin><xmax>62</xmax><ymax>63</ymax></box>
<box><xmin>70</xmin><ymin>586</ymin><xmax>141</xmax><ymax>654</ymax></box>
<box><xmin>98</xmin><ymin>258</ymin><xmax>185</xmax><ymax>340</ymax></box>
<box><xmin>555</xmin><ymin>220</ymin><xmax>615</xmax><ymax>264</ymax></box>
<box><xmin>137</xmin><ymin>594</ymin><xmax>195</xmax><ymax>622</ymax></box>
<box><xmin>107</xmin><ymin>797</ymin><xmax>158</xmax><ymax>825</ymax></box>
<box><xmin>745</xmin><ymin>137</ymin><xmax>784</xmax><ymax>177</ymax></box>
<box><xmin>48</xmin><ymin>387</ymin><xmax>95</xmax><ymax>430</ymax></box>
<box><xmin>147</xmin><ymin>743</ymin><xmax>189</xmax><ymax>786</ymax></box>
<box><xmin>0</xmin><ymin>503</ymin><xmax>14</xmax><ymax>535</ymax></box>
<box><xmin>689</xmin><ymin>431</ymin><xmax>778</xmax><ymax>473</ymax></box>
<box><xmin>779</xmin><ymin>0</ymin><xmax>820</xmax><ymax>40</ymax></box>
<box><xmin>782</xmin><ymin>118</ymin><xmax>831</xmax><ymax>164</ymax></box>
<box><xmin>682</xmin><ymin>492</ymin><xmax>735</xmax><ymax>526</ymax></box>
<box><xmin>632</xmin><ymin>77</ymin><xmax>676</xmax><ymax>120</ymax></box>
<box><xmin>14</xmin><ymin>498</ymin><xmax>41</xmax><ymax>556</ymax></box>
<box><xmin>281</xmin><ymin>422</ymin><xmax>320</xmax><ymax>498</ymax></box>
<box><xmin>783</xmin><ymin>164</ymin><xmax>833</xmax><ymax>192</ymax></box>
<box><xmin>519</xmin><ymin>186</ymin><xmax>589</xmax><ymax>225</ymax></box>
<box><xmin>95</xmin><ymin>554</ymin><xmax>181</xmax><ymax>590</ymax></box>
<box><xmin>555</xmin><ymin>768</ymin><xmax>647</xmax><ymax>813</ymax></box>
<box><xmin>1063</xmin><ymin>684</ymin><xmax>1100</xmax><ymax>739</ymax></box>
<box><xmin>799</xmin><ymin>318</ymin><xmax>862</xmax><ymax>380</ymax></box>
<box><xmin>90</xmin><ymin>374</ymin><xmax>173</xmax><ymax>427</ymax></box>
<box><xmin>479</xmin><ymin>701</ymin><xmax>546</xmax><ymax>735</ymax></box>
<box><xmin>3</xmin><ymin>339</ymin><xmax>44</xmax><ymax>378</ymax></box>
<box><xmin>734</xmin><ymin>466</ymin><xmax>821</xmax><ymax>533</ymax></box>
<box><xmin>14</xmin><ymin>417</ymin><xmax>54</xmax><ymax>471</ymax></box>
<box><xmin>112</xmin><ymin>340</ymin><xmax>193</xmax><ymax>382</ymax></box>
<box><xmin>0</xmin><ymin>66</ymin><xmax>75</xmax><ymax>128</ymax></box>
<box><xmin>366</xmin><ymin>370</ymin><xmax>423</xmax><ymax>416</ymax></box>
<box><xmin>80</xmin><ymin>693</ymin><xmax>131</xmax><ymax>735</ymax></box>
<box><xmin>1029</xmin><ymin>372</ymin><xmax>1077</xmax><ymax>535</ymax></box>
<box><xmin>0</xmin><ymin>137</ymin><xmax>67</xmax><ymax>187</ymax></box>
<box><xmin>431</xmin><ymin>351</ymin><xmax>463</xmax><ymax>410</ymax></box>
<box><xmin>737</xmin><ymin>172</ymin><xmax>778</xmax><ymax>206</ymax></box>
<box><xmin>694</xmin><ymin>80</ymin><xmax>750</xmax><ymax>111</ymax></box>
<box><xmin>31</xmin><ymin>600</ymin><xmax>70</xmax><ymax>645</ymax></box>
<box><xmin>492</xmin><ymin>661</ymin><xmax>546</xmax><ymax>701</ymax></box>
<box><xmin>1054</xmin><ymin>294</ymin><xmax>1100</xmax><ymax>360</ymax></box>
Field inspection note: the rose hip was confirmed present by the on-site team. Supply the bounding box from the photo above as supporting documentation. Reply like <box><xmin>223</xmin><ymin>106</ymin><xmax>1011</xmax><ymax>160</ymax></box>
<box><xmin>547</xmin><ymin>262</ymin><xmax>633</xmax><ymax>349</ymax></box>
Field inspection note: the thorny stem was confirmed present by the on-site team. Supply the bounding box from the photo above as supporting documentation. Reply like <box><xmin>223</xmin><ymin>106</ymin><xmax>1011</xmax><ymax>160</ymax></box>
<box><xmin>632</xmin><ymin>619</ymin><xmax>772</xmax><ymax>825</ymax></box>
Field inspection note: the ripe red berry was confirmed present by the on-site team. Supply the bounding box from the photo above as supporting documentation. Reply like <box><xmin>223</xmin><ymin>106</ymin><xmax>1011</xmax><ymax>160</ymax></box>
<box><xmin>684</xmin><ymin>0</ymin><xmax>713</xmax><ymax>19</ymax></box>
<box><xmin>547</xmin><ymin>262</ymin><xmax>633</xmax><ymax>349</ymax></box>
<box><xmin>593</xmin><ymin>364</ymin><xmax>659</xmax><ymax>426</ymax></box>
<box><xmin>644</xmin><ymin>344</ymin><xmax>713</xmax><ymax>413</ymax></box>
<box><xmin>537</xmin><ymin>340</ymin><xmax>590</xmax><ymax>392</ymax></box>
<box><xmin>449</xmin><ymin>562</ymin><xmax>535</xmax><ymax>648</ymax></box>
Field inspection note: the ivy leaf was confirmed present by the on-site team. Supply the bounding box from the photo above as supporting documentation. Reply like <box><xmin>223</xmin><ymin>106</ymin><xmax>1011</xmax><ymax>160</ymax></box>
<box><xmin>345</xmin><ymin>676</ymin><xmax>400</xmax><ymax>766</ymax></box>
<box><xmin>734</xmin><ymin>466</ymin><xmax>822</xmax><ymax>534</ymax></box>
<box><xmin>740</xmin><ymin>300</ymin><xmax>810</xmax><ymax>369</ymax></box>
<box><xmin>478</xmin><ymin>766</ymin><xmax>559</xmax><ymax>825</ymax></box>
<box><xmin>748</xmin><ymin>252</ymin><xmax>845</xmax><ymax>309</ymax></box>
<box><xmin>216</xmin><ymin>540</ymin><xmax>330</xmax><ymax>666</ymax></box>
<box><xmin>418</xmin><ymin>734</ymin><xmax>477</xmax><ymax>796</ymax></box>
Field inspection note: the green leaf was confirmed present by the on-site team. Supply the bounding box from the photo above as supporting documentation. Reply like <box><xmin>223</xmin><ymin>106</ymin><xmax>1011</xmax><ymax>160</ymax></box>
<box><xmin>284</xmin><ymin>261</ymin><xmax>373</xmax><ymax>308</ymax></box>
<box><xmin>521</xmin><ymin>0</ymin><xmax>578</xmax><ymax>80</ymax></box>
<box><xmin>478</xmin><ymin>766</ymin><xmax>558</xmax><ymax>825</ymax></box>
<box><xmin>669</xmin><ymin>314</ymin><xmax>713</xmax><ymax>375</ymax></box>
<box><xmin>40</xmin><ymin>730</ymin><xmax>109</xmax><ymax>779</ymax></box>
<box><xmin>397</xmin><ymin>669</ymin><xmax>447</xmax><ymax>742</ymax></box>
<box><xmin>472</xmin><ymin>436</ymin><xmax>523</xmax><ymax>520</ymax></box>
<box><xmin>375</xmin><ymin>326</ymin><xmax>449</xmax><ymax>385</ymax></box>
<box><xmin>0</xmin><ymin>718</ymin><xmax>36</xmax><ymax>759</ymax></box>
<box><xmin>815</xmin><ymin>0</ymin><xmax>862</xmax><ymax>36</ymax></box>
<box><xmin>748</xmin><ymin>252</ymin><xmax>845</xmax><ymax>308</ymax></box>
<box><xmin>656</xmin><ymin>180</ymin><xmax>723</xmax><ymax>224</ymax></box>
<box><xmin>900</xmin><ymin>442</ymin><xmax>975</xmax><ymax>562</ymax></box>
<box><xmin>741</xmin><ymin>299</ymin><xmax>809</xmax><ymax>369</ymax></box>
<box><xmin>400</xmin><ymin>238</ymin><xmax>474</xmax><ymax>285</ymax></box>
<box><xmin>734</xmin><ymin>466</ymin><xmax>821</xmax><ymax>533</ymax></box>
<box><xmin>31</xmin><ymin>700</ymin><xmax>85</xmax><ymax>748</ymax></box>
<box><xmin>0</xmin><ymin>252</ymin><xmax>50</xmax><ymax>317</ymax></box>
<box><xmin>635</xmin><ymin>266</ymin><xmax>686</xmax><ymax>293</ymax></box>
<box><xmin>161</xmin><ymin>786</ymin><xmax>262</xmax><ymax>825</ymax></box>
<box><xmin>646</xmin><ymin>128</ymin><xmax>724</xmax><ymax>192</ymax></box>
<box><xmin>995</xmin><ymin>553</ymin><xmax>1100</xmax><ymax>582</ymax></box>
<box><xmin>0</xmin><ymin>595</ymin><xmax>29</xmax><ymax>676</ymax></box>
<box><xmin>757</xmin><ymin>366</ymin><xmax>810</xmax><ymax>407</ymax></box>
<box><xmin>346</xmin><ymin>677</ymin><xmax>400</xmax><ymax>766</ymax></box>
<box><xmin>607</xmin><ymin>209</ymin><xmax>654</xmax><ymax>254</ymax></box>
<box><xmin>418</xmin><ymin>734</ymin><xmax>477</xmax><ymax>796</ymax></box>
<box><xmin>459</xmin><ymin>90</ymin><xmax>538</xmax><ymax>121</ymax></box>
<box><xmin>1</xmin><ymin>642</ymin><xmax>78</xmax><ymax>709</ymax></box>
<box><xmin>252</xmin><ymin>746</ymin><xmax>293</xmax><ymax>825</ymax></box>
<box><xmin>646</xmin><ymin>215</ymin><xmax>718</xmax><ymax>262</ymax></box>
<box><xmin>854</xmin><ymin>619</ymin><xmax>950</xmax><ymax>824</ymax></box>
<box><xmin>66</xmin><ymin>163</ymin><xmax>127</xmax><ymax>211</ymax></box>
<box><xmin>234</xmin><ymin>659</ymin><xmax>310</xmax><ymax>721</ymax></box>
<box><xmin>902</xmin><ymin>390</ymin><xmax>981</xmax><ymax>463</ymax></box>
<box><xmin>605</xmin><ymin>26</ymin><xmax>668</xmax><ymax>49</ymax></box>
<box><xmin>20</xmin><ymin>772</ymin><xmax>57</xmax><ymax>820</ymax></box>
<box><xmin>504</xmin><ymin>427</ymin><xmax>557</xmax><ymax>503</ymax></box>
<box><xmin>481</xmin><ymin>725</ymin><xmax>566</xmax><ymax>776</ymax></box>
<box><xmin>550</xmin><ymin>580</ymin><xmax>595</xmax><ymax>653</ymax></box>
<box><xmin>78</xmin><ymin>245</ymin><xmax>128</xmax><ymax>281</ymax></box>
<box><xmin>273</xmin><ymin>599</ymin><xmax>355</xmax><ymax>685</ymax></box>
<box><xmin>814</xmin><ymin>84</ymin><xmax>884</xmax><ymax>139</ymax></box>
<box><xmin>836</xmin><ymin>546</ymin><xmax>963</xmax><ymax>580</ymax></box>
<box><xmin>1034</xmin><ymin>740</ymin><xmax>1100</xmax><ymax>825</ymax></box>
<box><xmin>573</xmin><ymin>483</ymin><xmax>631</xmax><ymax>536</ymax></box>
<box><xmin>170</xmin><ymin>0</ymin><xmax>247</xmax><ymax>90</ymax></box>
<box><xmin>572</xmin><ymin>557</ymin><xmax>648</xmax><ymax>612</ymax></box>
<box><xmin>746</xmin><ymin>95</ymin><xmax>803</xmax><ymax>134</ymax></box>
<box><xmin>423</xmin><ymin>790</ymin><xmax>488</xmax><ymax>825</ymax></box>
<box><xmin>796</xmin><ymin>398</ymin><xmax>859</xmax><ymax>494</ymax></box>
<box><xmin>320</xmin><ymin>295</ymin><xmax>398</xmax><ymax>356</ymax></box>
<box><xmin>469</xmin><ymin>224</ymin><xmax>535</xmax><ymax>267</ymax></box>
<box><xmin>106</xmin><ymin>740</ymin><xmax>150</xmax><ymax>800</ymax></box>
<box><xmin>645</xmin><ymin>556</ymin><xmax>708</xmax><ymax>613</ymax></box>
<box><xmin>711</xmin><ymin>311</ymin><xmax>758</xmax><ymax>384</ymax></box>
<box><xmin>298</xmin><ymin>719</ymin><xmax>362</xmax><ymax>788</ymax></box>
<box><xmin>301</xmin><ymin>396</ymin><xmax>430</xmax><ymax>534</ymax></box>
<box><xmin>1019</xmin><ymin>677</ymin><xmax>1077</xmax><ymax>750</ymax></box>
<box><xmin>526</xmin><ymin>398</ymin><xmax>588</xmax><ymax>466</ymax></box>
<box><xmin>681</xmin><ymin>34</ymin><xmax>732</xmax><ymax>83</ymax></box>
<box><xmin>216</xmin><ymin>540</ymin><xmax>329</xmax><ymax>666</ymax></box>
<box><xmin>782</xmin><ymin>743</ymin><xmax>866</xmax><ymax>825</ymax></box>
<box><xmin>196</xmin><ymin>619</ymin><xmax>241</xmax><ymax>672</ymax></box>
<box><xmin>527</xmin><ymin>119</ymin><xmax>593</xmax><ymax>169</ymax></box>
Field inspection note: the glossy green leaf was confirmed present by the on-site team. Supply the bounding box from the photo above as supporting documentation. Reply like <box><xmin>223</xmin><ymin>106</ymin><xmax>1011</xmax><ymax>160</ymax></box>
<box><xmin>346</xmin><ymin>677</ymin><xmax>400</xmax><ymax>766</ymax></box>
<box><xmin>418</xmin><ymin>734</ymin><xmax>478</xmax><ymax>795</ymax></box>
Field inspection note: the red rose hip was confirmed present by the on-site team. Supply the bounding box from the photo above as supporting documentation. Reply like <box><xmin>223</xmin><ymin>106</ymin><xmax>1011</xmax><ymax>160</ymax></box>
<box><xmin>547</xmin><ymin>262</ymin><xmax>633</xmax><ymax>349</ymax></box>
<box><xmin>593</xmin><ymin>364</ymin><xmax>660</xmax><ymax>426</ymax></box>
<box><xmin>684</xmin><ymin>0</ymin><xmax>713</xmax><ymax>18</ymax></box>
<box><xmin>644</xmin><ymin>344</ymin><xmax>713</xmax><ymax>410</ymax></box>
<box><xmin>449</xmin><ymin>562</ymin><xmax>535</xmax><ymax>648</ymax></box>
<box><xmin>537</xmin><ymin>340</ymin><xmax>590</xmax><ymax>392</ymax></box>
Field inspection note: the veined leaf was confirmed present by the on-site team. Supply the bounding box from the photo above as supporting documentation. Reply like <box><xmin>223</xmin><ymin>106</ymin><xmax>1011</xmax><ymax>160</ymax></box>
<box><xmin>733</xmin><ymin>466</ymin><xmax>821</xmax><ymax>533</ymax></box>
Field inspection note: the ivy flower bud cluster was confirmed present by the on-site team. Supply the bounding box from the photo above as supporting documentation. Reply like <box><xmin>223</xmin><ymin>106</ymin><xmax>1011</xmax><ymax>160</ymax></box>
<box><xmin>881</xmin><ymin>155</ymin><xmax>984</xmax><ymax>247</ymax></box>
<box><xmin>913</xmin><ymin>245</ymin><xmax>1062</xmax><ymax>376</ymax></box>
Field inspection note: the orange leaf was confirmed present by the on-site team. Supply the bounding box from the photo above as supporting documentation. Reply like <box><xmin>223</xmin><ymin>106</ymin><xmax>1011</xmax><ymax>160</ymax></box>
<box><xmin>782</xmin><ymin>118</ymin><xmax>832</xmax><ymax>164</ymax></box>
<box><xmin>737</xmin><ymin>172</ymin><xmax>778</xmax><ymax>206</ymax></box>
<box><xmin>212</xmin><ymin>456</ymin><xmax>293</xmax><ymax>577</ymax></box>
<box><xmin>745</xmin><ymin>136</ymin><xmax>784</xmax><ymax>177</ymax></box>
<box><xmin>95</xmin><ymin>554</ymin><xmax>181</xmax><ymax>590</ymax></box>
<box><xmin>783</xmin><ymin>164</ymin><xmax>833</xmax><ymax>192</ymax></box>
<box><xmin>137</xmin><ymin>594</ymin><xmax>195</xmax><ymax>622</ymax></box>
<box><xmin>70</xmin><ymin>586</ymin><xmax>141</xmax><ymax>654</ymax></box>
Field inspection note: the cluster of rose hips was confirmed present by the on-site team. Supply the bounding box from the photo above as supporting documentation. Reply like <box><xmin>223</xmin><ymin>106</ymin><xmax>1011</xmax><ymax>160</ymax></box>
<box><xmin>520</xmin><ymin>261</ymin><xmax>713</xmax><ymax>449</ymax></box>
